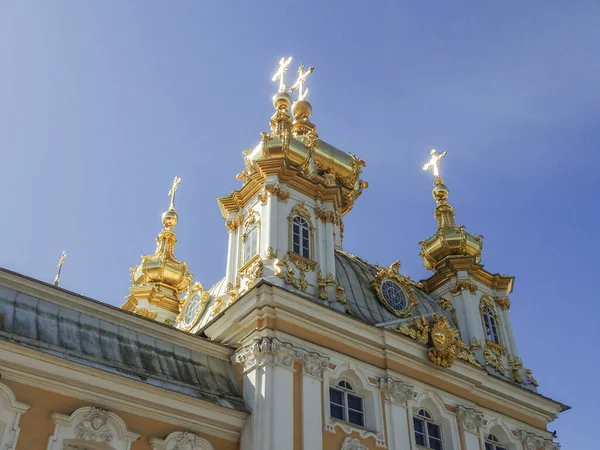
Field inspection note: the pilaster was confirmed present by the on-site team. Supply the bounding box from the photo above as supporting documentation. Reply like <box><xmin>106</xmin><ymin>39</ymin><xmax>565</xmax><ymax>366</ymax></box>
<box><xmin>455</xmin><ymin>405</ymin><xmax>484</xmax><ymax>450</ymax></box>
<box><xmin>379</xmin><ymin>377</ymin><xmax>415</xmax><ymax>450</ymax></box>
<box><xmin>301</xmin><ymin>351</ymin><xmax>329</xmax><ymax>450</ymax></box>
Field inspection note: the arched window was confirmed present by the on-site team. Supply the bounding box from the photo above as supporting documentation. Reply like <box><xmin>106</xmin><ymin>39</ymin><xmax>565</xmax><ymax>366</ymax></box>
<box><xmin>482</xmin><ymin>305</ymin><xmax>500</xmax><ymax>344</ymax></box>
<box><xmin>413</xmin><ymin>409</ymin><xmax>443</xmax><ymax>450</ymax></box>
<box><xmin>485</xmin><ymin>434</ymin><xmax>508</xmax><ymax>450</ymax></box>
<box><xmin>242</xmin><ymin>223</ymin><xmax>258</xmax><ymax>265</ymax></box>
<box><xmin>329</xmin><ymin>380</ymin><xmax>364</xmax><ymax>427</ymax></box>
<box><xmin>292</xmin><ymin>216</ymin><xmax>310</xmax><ymax>259</ymax></box>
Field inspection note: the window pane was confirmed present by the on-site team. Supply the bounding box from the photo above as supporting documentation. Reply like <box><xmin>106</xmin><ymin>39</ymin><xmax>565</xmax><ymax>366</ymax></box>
<box><xmin>414</xmin><ymin>431</ymin><xmax>426</xmax><ymax>446</ymax></box>
<box><xmin>497</xmin><ymin>447</ymin><xmax>507</xmax><ymax>450</ymax></box>
<box><xmin>430</xmin><ymin>437</ymin><xmax>443</xmax><ymax>450</ymax></box>
<box><xmin>427</xmin><ymin>422</ymin><xmax>441</xmax><ymax>439</ymax></box>
<box><xmin>330</xmin><ymin>404</ymin><xmax>344</xmax><ymax>420</ymax></box>
<box><xmin>413</xmin><ymin>417</ymin><xmax>424</xmax><ymax>433</ymax></box>
<box><xmin>485</xmin><ymin>444</ymin><xmax>493</xmax><ymax>450</ymax></box>
<box><xmin>347</xmin><ymin>394</ymin><xmax>363</xmax><ymax>411</ymax></box>
<box><xmin>348</xmin><ymin>410</ymin><xmax>364</xmax><ymax>427</ymax></box>
<box><xmin>329</xmin><ymin>388</ymin><xmax>344</xmax><ymax>406</ymax></box>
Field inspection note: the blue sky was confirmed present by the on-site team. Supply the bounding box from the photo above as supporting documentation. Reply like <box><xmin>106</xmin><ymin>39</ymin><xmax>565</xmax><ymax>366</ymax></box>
<box><xmin>1</xmin><ymin>1</ymin><xmax>598</xmax><ymax>446</ymax></box>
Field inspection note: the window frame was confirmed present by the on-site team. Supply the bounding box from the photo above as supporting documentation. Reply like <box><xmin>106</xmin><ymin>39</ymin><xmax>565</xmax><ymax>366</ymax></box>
<box><xmin>291</xmin><ymin>215</ymin><xmax>311</xmax><ymax>259</ymax></box>
<box><xmin>413</xmin><ymin>408</ymin><xmax>444</xmax><ymax>450</ymax></box>
<box><xmin>329</xmin><ymin>380</ymin><xmax>365</xmax><ymax>428</ymax></box>
<box><xmin>484</xmin><ymin>434</ymin><xmax>508</xmax><ymax>450</ymax></box>
<box><xmin>242</xmin><ymin>222</ymin><xmax>259</xmax><ymax>266</ymax></box>
<box><xmin>481</xmin><ymin>304</ymin><xmax>501</xmax><ymax>345</ymax></box>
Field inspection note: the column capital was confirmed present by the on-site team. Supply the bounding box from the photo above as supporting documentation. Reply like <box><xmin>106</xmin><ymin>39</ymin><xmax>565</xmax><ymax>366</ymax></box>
<box><xmin>519</xmin><ymin>430</ymin><xmax>560</xmax><ymax>450</ymax></box>
<box><xmin>455</xmin><ymin>405</ymin><xmax>484</xmax><ymax>434</ymax></box>
<box><xmin>233</xmin><ymin>337</ymin><xmax>330</xmax><ymax>375</ymax></box>
<box><xmin>378</xmin><ymin>377</ymin><xmax>416</xmax><ymax>405</ymax></box>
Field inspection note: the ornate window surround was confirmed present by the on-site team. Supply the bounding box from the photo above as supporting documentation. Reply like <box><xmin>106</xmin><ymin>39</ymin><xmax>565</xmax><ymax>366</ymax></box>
<box><xmin>409</xmin><ymin>392</ymin><xmax>461</xmax><ymax>450</ymax></box>
<box><xmin>480</xmin><ymin>296</ymin><xmax>504</xmax><ymax>348</ymax></box>
<box><xmin>480</xmin><ymin>420</ymin><xmax>521</xmax><ymax>450</ymax></box>
<box><xmin>47</xmin><ymin>406</ymin><xmax>140</xmax><ymax>450</ymax></box>
<box><xmin>240</xmin><ymin>209</ymin><xmax>261</xmax><ymax>270</ymax></box>
<box><xmin>0</xmin><ymin>382</ymin><xmax>30</xmax><ymax>450</ymax></box>
<box><xmin>150</xmin><ymin>431</ymin><xmax>214</xmax><ymax>450</ymax></box>
<box><xmin>323</xmin><ymin>363</ymin><xmax>385</xmax><ymax>447</ymax></box>
<box><xmin>288</xmin><ymin>202</ymin><xmax>315</xmax><ymax>262</ymax></box>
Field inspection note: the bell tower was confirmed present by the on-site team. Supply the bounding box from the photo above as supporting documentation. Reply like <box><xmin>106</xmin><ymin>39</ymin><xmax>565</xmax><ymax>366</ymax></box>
<box><xmin>216</xmin><ymin>57</ymin><xmax>368</xmax><ymax>312</ymax></box>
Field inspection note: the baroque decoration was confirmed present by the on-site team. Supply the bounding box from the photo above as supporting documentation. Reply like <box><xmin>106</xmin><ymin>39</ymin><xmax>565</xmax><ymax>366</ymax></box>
<box><xmin>456</xmin><ymin>406</ymin><xmax>484</xmax><ymax>434</ymax></box>
<box><xmin>379</xmin><ymin>377</ymin><xmax>416</xmax><ymax>404</ymax></box>
<box><xmin>176</xmin><ymin>282</ymin><xmax>210</xmax><ymax>332</ymax></box>
<box><xmin>428</xmin><ymin>314</ymin><xmax>461</xmax><ymax>368</ymax></box>
<box><xmin>340</xmin><ymin>437</ymin><xmax>368</xmax><ymax>450</ymax></box>
<box><xmin>372</xmin><ymin>261</ymin><xmax>418</xmax><ymax>317</ymax></box>
<box><xmin>150</xmin><ymin>431</ymin><xmax>214</xmax><ymax>450</ymax></box>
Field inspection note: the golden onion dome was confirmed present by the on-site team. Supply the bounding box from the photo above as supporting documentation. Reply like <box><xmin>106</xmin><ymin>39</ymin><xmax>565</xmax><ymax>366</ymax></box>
<box><xmin>130</xmin><ymin>177</ymin><xmax>193</xmax><ymax>298</ymax></box>
<box><xmin>419</xmin><ymin>176</ymin><xmax>483</xmax><ymax>271</ymax></box>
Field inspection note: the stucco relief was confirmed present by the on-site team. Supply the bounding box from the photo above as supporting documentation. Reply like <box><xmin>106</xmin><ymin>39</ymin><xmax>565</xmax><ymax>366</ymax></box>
<box><xmin>455</xmin><ymin>405</ymin><xmax>484</xmax><ymax>434</ymax></box>
<box><xmin>47</xmin><ymin>406</ymin><xmax>139</xmax><ymax>450</ymax></box>
<box><xmin>379</xmin><ymin>377</ymin><xmax>416</xmax><ymax>405</ymax></box>
<box><xmin>341</xmin><ymin>437</ymin><xmax>368</xmax><ymax>450</ymax></box>
<box><xmin>150</xmin><ymin>431</ymin><xmax>214</xmax><ymax>450</ymax></box>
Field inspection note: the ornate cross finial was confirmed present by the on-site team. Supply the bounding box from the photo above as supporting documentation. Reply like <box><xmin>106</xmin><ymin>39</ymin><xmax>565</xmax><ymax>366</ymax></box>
<box><xmin>290</xmin><ymin>65</ymin><xmax>314</xmax><ymax>101</ymax></box>
<box><xmin>423</xmin><ymin>149</ymin><xmax>447</xmax><ymax>178</ymax></box>
<box><xmin>168</xmin><ymin>176</ymin><xmax>181</xmax><ymax>211</ymax></box>
<box><xmin>272</xmin><ymin>56</ymin><xmax>293</xmax><ymax>93</ymax></box>
<box><xmin>54</xmin><ymin>251</ymin><xmax>66</xmax><ymax>286</ymax></box>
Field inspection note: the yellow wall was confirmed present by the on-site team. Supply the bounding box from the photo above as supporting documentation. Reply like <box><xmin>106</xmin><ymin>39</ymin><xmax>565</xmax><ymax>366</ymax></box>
<box><xmin>3</xmin><ymin>379</ymin><xmax>239</xmax><ymax>450</ymax></box>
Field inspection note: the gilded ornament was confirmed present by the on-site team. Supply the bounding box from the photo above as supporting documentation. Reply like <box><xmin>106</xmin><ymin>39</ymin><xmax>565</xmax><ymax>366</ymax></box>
<box><xmin>134</xmin><ymin>308</ymin><xmax>158</xmax><ymax>320</ymax></box>
<box><xmin>210</xmin><ymin>297</ymin><xmax>224</xmax><ymax>318</ymax></box>
<box><xmin>372</xmin><ymin>261</ymin><xmax>418</xmax><ymax>318</ymax></box>
<box><xmin>176</xmin><ymin>282</ymin><xmax>210</xmax><ymax>331</ymax></box>
<box><xmin>456</xmin><ymin>342</ymin><xmax>483</xmax><ymax>368</ymax></box>
<box><xmin>397</xmin><ymin>315</ymin><xmax>429</xmax><ymax>345</ymax></box>
<box><xmin>264</xmin><ymin>246</ymin><xmax>277</xmax><ymax>259</ymax></box>
<box><xmin>525</xmin><ymin>368</ymin><xmax>539</xmax><ymax>387</ymax></box>
<box><xmin>274</xmin><ymin>256</ymin><xmax>288</xmax><ymax>278</ymax></box>
<box><xmin>290</xmin><ymin>201</ymin><xmax>311</xmax><ymax>220</ymax></box>
<box><xmin>428</xmin><ymin>313</ymin><xmax>460</xmax><ymax>368</ymax></box>
<box><xmin>449</xmin><ymin>279</ymin><xmax>478</xmax><ymax>295</ymax></box>
<box><xmin>289</xmin><ymin>65</ymin><xmax>314</xmax><ymax>101</ymax></box>
<box><xmin>272</xmin><ymin>56</ymin><xmax>293</xmax><ymax>93</ymax></box>
<box><xmin>469</xmin><ymin>337</ymin><xmax>482</xmax><ymax>350</ymax></box>
<box><xmin>225</xmin><ymin>215</ymin><xmax>243</xmax><ymax>233</ymax></box>
<box><xmin>508</xmin><ymin>356</ymin><xmax>524</xmax><ymax>384</ymax></box>
<box><xmin>495</xmin><ymin>297</ymin><xmax>511</xmax><ymax>310</ymax></box>
<box><xmin>483</xmin><ymin>345</ymin><xmax>505</xmax><ymax>375</ymax></box>
<box><xmin>240</xmin><ymin>259</ymin><xmax>264</xmax><ymax>289</ymax></box>
<box><xmin>260</xmin><ymin>183</ymin><xmax>290</xmax><ymax>204</ymax></box>
<box><xmin>315</xmin><ymin>207</ymin><xmax>340</xmax><ymax>224</ymax></box>
<box><xmin>317</xmin><ymin>269</ymin><xmax>337</xmax><ymax>300</ymax></box>
<box><xmin>289</xmin><ymin>251</ymin><xmax>316</xmax><ymax>272</ymax></box>
<box><xmin>438</xmin><ymin>297</ymin><xmax>452</xmax><ymax>310</ymax></box>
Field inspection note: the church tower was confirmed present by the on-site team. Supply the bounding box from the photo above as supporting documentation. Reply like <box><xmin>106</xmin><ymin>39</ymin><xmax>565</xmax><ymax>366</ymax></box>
<box><xmin>213</xmin><ymin>59</ymin><xmax>367</xmax><ymax>312</ymax></box>
<box><xmin>419</xmin><ymin>151</ymin><xmax>534</xmax><ymax>388</ymax></box>
<box><xmin>121</xmin><ymin>176</ymin><xmax>193</xmax><ymax>324</ymax></box>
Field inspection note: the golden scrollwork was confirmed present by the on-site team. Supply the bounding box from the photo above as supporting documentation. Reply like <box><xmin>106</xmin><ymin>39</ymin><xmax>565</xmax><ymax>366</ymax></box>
<box><xmin>508</xmin><ymin>356</ymin><xmax>524</xmax><ymax>384</ymax></box>
<box><xmin>225</xmin><ymin>215</ymin><xmax>243</xmax><ymax>233</ymax></box>
<box><xmin>290</xmin><ymin>202</ymin><xmax>312</xmax><ymax>220</ymax></box>
<box><xmin>428</xmin><ymin>314</ymin><xmax>460</xmax><ymax>368</ymax></box>
<box><xmin>525</xmin><ymin>368</ymin><xmax>539</xmax><ymax>387</ymax></box>
<box><xmin>397</xmin><ymin>315</ymin><xmax>430</xmax><ymax>345</ymax></box>
<box><xmin>335</xmin><ymin>285</ymin><xmax>352</xmax><ymax>314</ymax></box>
<box><xmin>437</xmin><ymin>297</ymin><xmax>458</xmax><ymax>324</ymax></box>
<box><xmin>469</xmin><ymin>337</ymin><xmax>482</xmax><ymax>350</ymax></box>
<box><xmin>317</xmin><ymin>269</ymin><xmax>337</xmax><ymax>300</ymax></box>
<box><xmin>240</xmin><ymin>259</ymin><xmax>264</xmax><ymax>290</ymax></box>
<box><xmin>288</xmin><ymin>251</ymin><xmax>316</xmax><ymax>272</ymax></box>
<box><xmin>134</xmin><ymin>308</ymin><xmax>158</xmax><ymax>320</ymax></box>
<box><xmin>449</xmin><ymin>279</ymin><xmax>478</xmax><ymax>295</ymax></box>
<box><xmin>274</xmin><ymin>256</ymin><xmax>288</xmax><ymax>279</ymax></box>
<box><xmin>315</xmin><ymin>207</ymin><xmax>341</xmax><ymax>224</ymax></box>
<box><xmin>210</xmin><ymin>297</ymin><xmax>224</xmax><ymax>318</ymax></box>
<box><xmin>372</xmin><ymin>261</ymin><xmax>418</xmax><ymax>318</ymax></box>
<box><xmin>286</xmin><ymin>267</ymin><xmax>309</xmax><ymax>292</ymax></box>
<box><xmin>176</xmin><ymin>282</ymin><xmax>211</xmax><ymax>332</ymax></box>
<box><xmin>456</xmin><ymin>342</ymin><xmax>483</xmax><ymax>368</ymax></box>
<box><xmin>483</xmin><ymin>343</ymin><xmax>506</xmax><ymax>374</ymax></box>
<box><xmin>495</xmin><ymin>297</ymin><xmax>511</xmax><ymax>311</ymax></box>
<box><xmin>264</xmin><ymin>246</ymin><xmax>277</xmax><ymax>259</ymax></box>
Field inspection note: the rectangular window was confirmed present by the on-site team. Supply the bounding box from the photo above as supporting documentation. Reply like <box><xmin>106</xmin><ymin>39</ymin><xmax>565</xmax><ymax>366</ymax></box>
<box><xmin>243</xmin><ymin>226</ymin><xmax>258</xmax><ymax>264</ymax></box>
<box><xmin>329</xmin><ymin>387</ymin><xmax>345</xmax><ymax>420</ymax></box>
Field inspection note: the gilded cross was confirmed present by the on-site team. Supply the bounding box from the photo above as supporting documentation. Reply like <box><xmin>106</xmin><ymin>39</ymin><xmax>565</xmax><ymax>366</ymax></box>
<box><xmin>272</xmin><ymin>56</ymin><xmax>293</xmax><ymax>93</ymax></box>
<box><xmin>168</xmin><ymin>176</ymin><xmax>182</xmax><ymax>211</ymax></box>
<box><xmin>54</xmin><ymin>251</ymin><xmax>66</xmax><ymax>286</ymax></box>
<box><xmin>423</xmin><ymin>149</ymin><xmax>447</xmax><ymax>178</ymax></box>
<box><xmin>289</xmin><ymin>65</ymin><xmax>314</xmax><ymax>101</ymax></box>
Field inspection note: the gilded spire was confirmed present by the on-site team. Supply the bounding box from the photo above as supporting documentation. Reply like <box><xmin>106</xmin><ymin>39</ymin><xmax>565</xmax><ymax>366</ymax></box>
<box><xmin>290</xmin><ymin>65</ymin><xmax>317</xmax><ymax>138</ymax></box>
<box><xmin>420</xmin><ymin>151</ymin><xmax>483</xmax><ymax>271</ymax></box>
<box><xmin>270</xmin><ymin>57</ymin><xmax>294</xmax><ymax>139</ymax></box>
<box><xmin>124</xmin><ymin>177</ymin><xmax>193</xmax><ymax>320</ymax></box>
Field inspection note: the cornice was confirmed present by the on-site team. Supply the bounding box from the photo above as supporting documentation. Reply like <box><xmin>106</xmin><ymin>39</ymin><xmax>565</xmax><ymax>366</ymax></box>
<box><xmin>0</xmin><ymin>268</ymin><xmax>234</xmax><ymax>361</ymax></box>
<box><xmin>0</xmin><ymin>340</ymin><xmax>246</xmax><ymax>441</ymax></box>
<box><xmin>419</xmin><ymin>256</ymin><xmax>514</xmax><ymax>294</ymax></box>
<box><xmin>204</xmin><ymin>282</ymin><xmax>568</xmax><ymax>427</ymax></box>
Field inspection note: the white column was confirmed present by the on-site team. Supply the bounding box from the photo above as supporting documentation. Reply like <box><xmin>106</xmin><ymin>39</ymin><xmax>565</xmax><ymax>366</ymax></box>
<box><xmin>302</xmin><ymin>353</ymin><xmax>329</xmax><ymax>450</ymax></box>
<box><xmin>225</xmin><ymin>223</ymin><xmax>236</xmax><ymax>284</ymax></box>
<box><xmin>456</xmin><ymin>406</ymin><xmax>484</xmax><ymax>450</ymax></box>
<box><xmin>499</xmin><ymin>307</ymin><xmax>518</xmax><ymax>357</ymax></box>
<box><xmin>379</xmin><ymin>377</ymin><xmax>415</xmax><ymax>449</ymax></box>
<box><xmin>235</xmin><ymin>338</ymin><xmax>296</xmax><ymax>450</ymax></box>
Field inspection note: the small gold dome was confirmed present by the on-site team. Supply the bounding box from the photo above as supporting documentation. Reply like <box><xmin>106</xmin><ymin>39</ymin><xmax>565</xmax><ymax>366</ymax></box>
<box><xmin>162</xmin><ymin>209</ymin><xmax>178</xmax><ymax>230</ymax></box>
<box><xmin>420</xmin><ymin>178</ymin><xmax>483</xmax><ymax>270</ymax></box>
<box><xmin>273</xmin><ymin>91</ymin><xmax>292</xmax><ymax>111</ymax></box>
